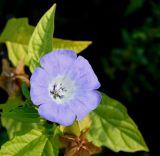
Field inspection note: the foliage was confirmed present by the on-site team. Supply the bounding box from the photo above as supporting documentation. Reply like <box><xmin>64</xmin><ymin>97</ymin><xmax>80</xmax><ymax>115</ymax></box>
<box><xmin>0</xmin><ymin>3</ymin><xmax>149</xmax><ymax>156</ymax></box>
<box><xmin>88</xmin><ymin>93</ymin><xmax>148</xmax><ymax>152</ymax></box>
<box><xmin>0</xmin><ymin>129</ymin><xmax>59</xmax><ymax>156</ymax></box>
<box><xmin>0</xmin><ymin>18</ymin><xmax>92</xmax><ymax>69</ymax></box>
<box><xmin>125</xmin><ymin>0</ymin><xmax>145</xmax><ymax>15</ymax></box>
<box><xmin>102</xmin><ymin>2</ymin><xmax>160</xmax><ymax>101</ymax></box>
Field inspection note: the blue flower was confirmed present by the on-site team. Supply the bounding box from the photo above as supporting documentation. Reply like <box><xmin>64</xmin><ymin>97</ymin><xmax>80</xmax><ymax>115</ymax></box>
<box><xmin>30</xmin><ymin>49</ymin><xmax>101</xmax><ymax>126</ymax></box>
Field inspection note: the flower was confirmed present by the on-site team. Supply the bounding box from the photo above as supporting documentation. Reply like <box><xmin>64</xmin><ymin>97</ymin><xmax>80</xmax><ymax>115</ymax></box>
<box><xmin>30</xmin><ymin>49</ymin><xmax>101</xmax><ymax>126</ymax></box>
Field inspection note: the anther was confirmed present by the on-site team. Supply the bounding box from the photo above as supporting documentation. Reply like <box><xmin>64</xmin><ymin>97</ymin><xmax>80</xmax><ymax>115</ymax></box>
<box><xmin>50</xmin><ymin>83</ymin><xmax>67</xmax><ymax>99</ymax></box>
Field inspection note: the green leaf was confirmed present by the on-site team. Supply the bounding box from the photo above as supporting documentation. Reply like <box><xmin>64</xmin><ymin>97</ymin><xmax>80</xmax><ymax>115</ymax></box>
<box><xmin>0</xmin><ymin>129</ymin><xmax>48</xmax><ymax>156</ymax></box>
<box><xmin>21</xmin><ymin>82</ymin><xmax>30</xmax><ymax>99</ymax></box>
<box><xmin>2</xmin><ymin>105</ymin><xmax>40</xmax><ymax>123</ymax></box>
<box><xmin>42</xmin><ymin>125</ymin><xmax>60</xmax><ymax>156</ymax></box>
<box><xmin>28</xmin><ymin>4</ymin><xmax>56</xmax><ymax>72</ymax></box>
<box><xmin>0</xmin><ymin>18</ymin><xmax>33</xmax><ymax>66</ymax></box>
<box><xmin>52</xmin><ymin>38</ymin><xmax>92</xmax><ymax>53</ymax></box>
<box><xmin>1</xmin><ymin>116</ymin><xmax>42</xmax><ymax>139</ymax></box>
<box><xmin>125</xmin><ymin>0</ymin><xmax>145</xmax><ymax>16</ymax></box>
<box><xmin>122</xmin><ymin>29</ymin><xmax>132</xmax><ymax>44</ymax></box>
<box><xmin>42</xmin><ymin>123</ymin><xmax>61</xmax><ymax>156</ymax></box>
<box><xmin>0</xmin><ymin>17</ymin><xmax>92</xmax><ymax>68</ymax></box>
<box><xmin>6</xmin><ymin>42</ymin><xmax>29</xmax><ymax>66</ymax></box>
<box><xmin>0</xmin><ymin>95</ymin><xmax>22</xmax><ymax>113</ymax></box>
<box><xmin>88</xmin><ymin>93</ymin><xmax>149</xmax><ymax>152</ymax></box>
<box><xmin>78</xmin><ymin>115</ymin><xmax>91</xmax><ymax>131</ymax></box>
<box><xmin>60</xmin><ymin>120</ymin><xmax>80</xmax><ymax>136</ymax></box>
<box><xmin>0</xmin><ymin>18</ymin><xmax>34</xmax><ymax>44</ymax></box>
<box><xmin>42</xmin><ymin>140</ymin><xmax>55</xmax><ymax>156</ymax></box>
<box><xmin>1</xmin><ymin>100</ymin><xmax>43</xmax><ymax>139</ymax></box>
<box><xmin>50</xmin><ymin>126</ymin><xmax>61</xmax><ymax>156</ymax></box>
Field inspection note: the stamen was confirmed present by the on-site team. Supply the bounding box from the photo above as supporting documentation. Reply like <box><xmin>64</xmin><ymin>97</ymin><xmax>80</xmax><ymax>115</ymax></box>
<box><xmin>48</xmin><ymin>75</ymin><xmax>76</xmax><ymax>104</ymax></box>
<box><xmin>50</xmin><ymin>83</ymin><xmax>67</xmax><ymax>99</ymax></box>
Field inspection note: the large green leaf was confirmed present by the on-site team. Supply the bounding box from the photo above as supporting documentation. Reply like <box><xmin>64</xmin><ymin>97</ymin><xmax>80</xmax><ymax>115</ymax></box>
<box><xmin>2</xmin><ymin>105</ymin><xmax>40</xmax><ymax>123</ymax></box>
<box><xmin>0</xmin><ymin>18</ymin><xmax>33</xmax><ymax>66</ymax></box>
<box><xmin>1</xmin><ymin>117</ymin><xmax>42</xmax><ymax>139</ymax></box>
<box><xmin>27</xmin><ymin>4</ymin><xmax>56</xmax><ymax>71</ymax></box>
<box><xmin>1</xmin><ymin>100</ymin><xmax>43</xmax><ymax>139</ymax></box>
<box><xmin>0</xmin><ymin>17</ymin><xmax>92</xmax><ymax>69</ymax></box>
<box><xmin>0</xmin><ymin>18</ymin><xmax>34</xmax><ymax>44</ymax></box>
<box><xmin>87</xmin><ymin>93</ymin><xmax>149</xmax><ymax>152</ymax></box>
<box><xmin>6</xmin><ymin>42</ymin><xmax>28</xmax><ymax>66</ymax></box>
<box><xmin>0</xmin><ymin>129</ymin><xmax>48</xmax><ymax>156</ymax></box>
<box><xmin>52</xmin><ymin>38</ymin><xmax>92</xmax><ymax>53</ymax></box>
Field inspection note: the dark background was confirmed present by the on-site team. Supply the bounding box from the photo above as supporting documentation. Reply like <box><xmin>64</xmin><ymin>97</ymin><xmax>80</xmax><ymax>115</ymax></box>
<box><xmin>0</xmin><ymin>0</ymin><xmax>160</xmax><ymax>156</ymax></box>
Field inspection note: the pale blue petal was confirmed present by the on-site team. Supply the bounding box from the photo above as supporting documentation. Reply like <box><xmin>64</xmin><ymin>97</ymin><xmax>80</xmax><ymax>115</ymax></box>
<box><xmin>30</xmin><ymin>67</ymin><xmax>54</xmax><ymax>106</ymax></box>
<box><xmin>30</xmin><ymin>67</ymin><xmax>51</xmax><ymax>88</ymax></box>
<box><xmin>38</xmin><ymin>103</ymin><xmax>76</xmax><ymax>126</ymax></box>
<box><xmin>68</xmin><ymin>56</ymin><xmax>100</xmax><ymax>90</ymax></box>
<box><xmin>69</xmin><ymin>100</ymin><xmax>90</xmax><ymax>121</ymax></box>
<box><xmin>30</xmin><ymin>86</ymin><xmax>52</xmax><ymax>106</ymax></box>
<box><xmin>40</xmin><ymin>49</ymin><xmax>77</xmax><ymax>75</ymax></box>
<box><xmin>70</xmin><ymin>91</ymin><xmax>101</xmax><ymax>120</ymax></box>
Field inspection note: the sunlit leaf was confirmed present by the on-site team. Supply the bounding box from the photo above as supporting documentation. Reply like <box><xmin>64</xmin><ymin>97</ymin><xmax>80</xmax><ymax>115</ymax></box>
<box><xmin>0</xmin><ymin>129</ymin><xmax>48</xmax><ymax>156</ymax></box>
<box><xmin>42</xmin><ymin>140</ymin><xmax>55</xmax><ymax>156</ymax></box>
<box><xmin>42</xmin><ymin>124</ymin><xmax>60</xmax><ymax>156</ymax></box>
<box><xmin>0</xmin><ymin>18</ymin><xmax>33</xmax><ymax>44</ymax></box>
<box><xmin>53</xmin><ymin>38</ymin><xmax>92</xmax><ymax>53</ymax></box>
<box><xmin>0</xmin><ymin>18</ymin><xmax>33</xmax><ymax>66</ymax></box>
<box><xmin>0</xmin><ymin>17</ymin><xmax>92</xmax><ymax>69</ymax></box>
<box><xmin>6</xmin><ymin>41</ymin><xmax>29</xmax><ymax>66</ymax></box>
<box><xmin>1</xmin><ymin>117</ymin><xmax>42</xmax><ymax>139</ymax></box>
<box><xmin>87</xmin><ymin>93</ymin><xmax>149</xmax><ymax>152</ymax></box>
<box><xmin>60</xmin><ymin>121</ymin><xmax>80</xmax><ymax>136</ymax></box>
<box><xmin>44</xmin><ymin>130</ymin><xmax>60</xmax><ymax>156</ymax></box>
<box><xmin>28</xmin><ymin>4</ymin><xmax>56</xmax><ymax>72</ymax></box>
<box><xmin>78</xmin><ymin>115</ymin><xmax>92</xmax><ymax>131</ymax></box>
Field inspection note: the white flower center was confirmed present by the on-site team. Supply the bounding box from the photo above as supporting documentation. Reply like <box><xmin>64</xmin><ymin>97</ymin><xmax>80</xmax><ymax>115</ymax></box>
<box><xmin>48</xmin><ymin>75</ymin><xmax>76</xmax><ymax>104</ymax></box>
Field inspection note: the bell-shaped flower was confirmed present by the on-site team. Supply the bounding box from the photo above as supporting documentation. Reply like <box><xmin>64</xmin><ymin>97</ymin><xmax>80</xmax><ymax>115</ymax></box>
<box><xmin>30</xmin><ymin>49</ymin><xmax>101</xmax><ymax>126</ymax></box>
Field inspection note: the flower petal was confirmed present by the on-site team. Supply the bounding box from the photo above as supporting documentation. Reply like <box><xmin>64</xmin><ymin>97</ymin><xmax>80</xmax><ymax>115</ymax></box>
<box><xmin>30</xmin><ymin>67</ymin><xmax>51</xmax><ymax>88</ymax></box>
<box><xmin>70</xmin><ymin>91</ymin><xmax>101</xmax><ymax>120</ymax></box>
<box><xmin>38</xmin><ymin>103</ymin><xmax>76</xmax><ymax>126</ymax></box>
<box><xmin>30</xmin><ymin>86</ymin><xmax>52</xmax><ymax>106</ymax></box>
<box><xmin>68</xmin><ymin>56</ymin><xmax>100</xmax><ymax>90</ymax></box>
<box><xmin>69</xmin><ymin>100</ymin><xmax>90</xmax><ymax>121</ymax></box>
<box><xmin>40</xmin><ymin>49</ymin><xmax>77</xmax><ymax>75</ymax></box>
<box><xmin>78</xmin><ymin>90</ymin><xmax>101</xmax><ymax>110</ymax></box>
<box><xmin>30</xmin><ymin>67</ymin><xmax>53</xmax><ymax>105</ymax></box>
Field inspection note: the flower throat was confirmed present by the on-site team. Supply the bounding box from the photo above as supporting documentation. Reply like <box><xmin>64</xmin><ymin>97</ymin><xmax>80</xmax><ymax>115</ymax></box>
<box><xmin>50</xmin><ymin>83</ymin><xmax>67</xmax><ymax>99</ymax></box>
